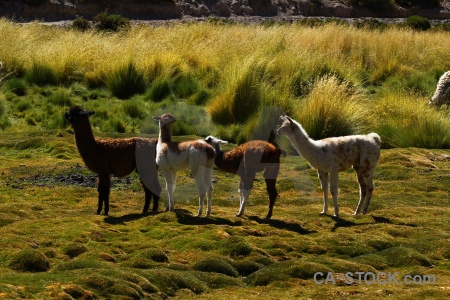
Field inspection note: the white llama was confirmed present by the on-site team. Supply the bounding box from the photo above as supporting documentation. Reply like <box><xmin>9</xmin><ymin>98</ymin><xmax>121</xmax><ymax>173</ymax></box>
<box><xmin>429</xmin><ymin>71</ymin><xmax>450</xmax><ymax>106</ymax></box>
<box><xmin>276</xmin><ymin>115</ymin><xmax>381</xmax><ymax>218</ymax></box>
<box><xmin>153</xmin><ymin>113</ymin><xmax>215</xmax><ymax>217</ymax></box>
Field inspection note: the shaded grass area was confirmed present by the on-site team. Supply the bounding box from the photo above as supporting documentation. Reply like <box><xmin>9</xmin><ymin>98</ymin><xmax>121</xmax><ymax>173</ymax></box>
<box><xmin>0</xmin><ymin>132</ymin><xmax>449</xmax><ymax>298</ymax></box>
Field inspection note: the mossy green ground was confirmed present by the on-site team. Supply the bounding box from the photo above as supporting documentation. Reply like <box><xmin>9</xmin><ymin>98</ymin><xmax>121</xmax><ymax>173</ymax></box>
<box><xmin>0</xmin><ymin>131</ymin><xmax>450</xmax><ymax>299</ymax></box>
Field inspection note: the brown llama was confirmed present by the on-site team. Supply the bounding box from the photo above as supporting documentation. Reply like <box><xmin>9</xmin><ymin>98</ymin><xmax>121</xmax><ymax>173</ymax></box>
<box><xmin>65</xmin><ymin>106</ymin><xmax>161</xmax><ymax>215</ymax></box>
<box><xmin>204</xmin><ymin>136</ymin><xmax>286</xmax><ymax>219</ymax></box>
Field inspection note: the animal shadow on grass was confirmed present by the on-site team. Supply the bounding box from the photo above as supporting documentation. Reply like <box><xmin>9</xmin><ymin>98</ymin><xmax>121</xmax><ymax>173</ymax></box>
<box><xmin>104</xmin><ymin>212</ymin><xmax>158</xmax><ymax>225</ymax></box>
<box><xmin>175</xmin><ymin>209</ymin><xmax>243</xmax><ymax>226</ymax></box>
<box><xmin>329</xmin><ymin>215</ymin><xmax>416</xmax><ymax>232</ymax></box>
<box><xmin>248</xmin><ymin>216</ymin><xmax>317</xmax><ymax>235</ymax></box>
<box><xmin>372</xmin><ymin>215</ymin><xmax>418</xmax><ymax>227</ymax></box>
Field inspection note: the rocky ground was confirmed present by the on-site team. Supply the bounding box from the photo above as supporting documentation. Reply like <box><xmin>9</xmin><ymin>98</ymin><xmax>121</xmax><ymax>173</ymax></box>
<box><xmin>0</xmin><ymin>0</ymin><xmax>449</xmax><ymax>22</ymax></box>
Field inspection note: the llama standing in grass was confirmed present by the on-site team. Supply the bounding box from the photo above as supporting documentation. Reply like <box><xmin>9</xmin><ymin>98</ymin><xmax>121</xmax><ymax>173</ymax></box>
<box><xmin>153</xmin><ymin>113</ymin><xmax>215</xmax><ymax>217</ymax></box>
<box><xmin>204</xmin><ymin>136</ymin><xmax>286</xmax><ymax>219</ymax></box>
<box><xmin>65</xmin><ymin>106</ymin><xmax>161</xmax><ymax>215</ymax></box>
<box><xmin>429</xmin><ymin>71</ymin><xmax>450</xmax><ymax>106</ymax></box>
<box><xmin>276</xmin><ymin>115</ymin><xmax>381</xmax><ymax>218</ymax></box>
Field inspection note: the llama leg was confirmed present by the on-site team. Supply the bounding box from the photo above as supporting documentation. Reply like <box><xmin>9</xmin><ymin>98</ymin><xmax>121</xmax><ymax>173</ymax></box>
<box><xmin>205</xmin><ymin>168</ymin><xmax>213</xmax><ymax>217</ymax></box>
<box><xmin>238</xmin><ymin>180</ymin><xmax>244</xmax><ymax>206</ymax></box>
<box><xmin>237</xmin><ymin>173</ymin><xmax>254</xmax><ymax>217</ymax></box>
<box><xmin>194</xmin><ymin>168</ymin><xmax>207</xmax><ymax>217</ymax></box>
<box><xmin>152</xmin><ymin>193</ymin><xmax>160</xmax><ymax>212</ymax></box>
<box><xmin>353</xmin><ymin>172</ymin><xmax>367</xmax><ymax>215</ymax></box>
<box><xmin>362</xmin><ymin>175</ymin><xmax>375</xmax><ymax>214</ymax></box>
<box><xmin>141</xmin><ymin>180</ymin><xmax>160</xmax><ymax>213</ymax></box>
<box><xmin>318</xmin><ymin>170</ymin><xmax>329</xmax><ymax>215</ymax></box>
<box><xmin>141</xmin><ymin>180</ymin><xmax>151</xmax><ymax>213</ymax></box>
<box><xmin>206</xmin><ymin>185</ymin><xmax>213</xmax><ymax>218</ymax></box>
<box><xmin>194</xmin><ymin>167</ymin><xmax>213</xmax><ymax>217</ymax></box>
<box><xmin>264</xmin><ymin>164</ymin><xmax>280</xmax><ymax>219</ymax></box>
<box><xmin>329</xmin><ymin>171</ymin><xmax>340</xmax><ymax>218</ymax></box>
<box><xmin>163</xmin><ymin>170</ymin><xmax>177</xmax><ymax>212</ymax></box>
<box><xmin>97</xmin><ymin>175</ymin><xmax>111</xmax><ymax>215</ymax></box>
<box><xmin>197</xmin><ymin>193</ymin><xmax>206</xmax><ymax>217</ymax></box>
<box><xmin>264</xmin><ymin>178</ymin><xmax>278</xmax><ymax>219</ymax></box>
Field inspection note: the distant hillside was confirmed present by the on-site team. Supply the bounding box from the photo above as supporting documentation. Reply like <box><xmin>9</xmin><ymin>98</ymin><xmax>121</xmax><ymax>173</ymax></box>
<box><xmin>0</xmin><ymin>0</ymin><xmax>449</xmax><ymax>22</ymax></box>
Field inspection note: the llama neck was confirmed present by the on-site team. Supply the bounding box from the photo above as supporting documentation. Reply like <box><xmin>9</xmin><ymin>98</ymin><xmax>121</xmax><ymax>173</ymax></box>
<box><xmin>213</xmin><ymin>146</ymin><xmax>238</xmax><ymax>174</ymax></box>
<box><xmin>159</xmin><ymin>124</ymin><xmax>173</xmax><ymax>143</ymax></box>
<box><xmin>72</xmin><ymin>119</ymin><xmax>97</xmax><ymax>159</ymax></box>
<box><xmin>213</xmin><ymin>146</ymin><xmax>225</xmax><ymax>167</ymax></box>
<box><xmin>291</xmin><ymin>126</ymin><xmax>321</xmax><ymax>165</ymax></box>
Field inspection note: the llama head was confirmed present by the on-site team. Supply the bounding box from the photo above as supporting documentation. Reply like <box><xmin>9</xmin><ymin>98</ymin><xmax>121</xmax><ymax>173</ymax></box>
<box><xmin>204</xmin><ymin>136</ymin><xmax>228</xmax><ymax>149</ymax></box>
<box><xmin>276</xmin><ymin>115</ymin><xmax>296</xmax><ymax>137</ymax></box>
<box><xmin>65</xmin><ymin>106</ymin><xmax>95</xmax><ymax>123</ymax></box>
<box><xmin>153</xmin><ymin>113</ymin><xmax>176</xmax><ymax>127</ymax></box>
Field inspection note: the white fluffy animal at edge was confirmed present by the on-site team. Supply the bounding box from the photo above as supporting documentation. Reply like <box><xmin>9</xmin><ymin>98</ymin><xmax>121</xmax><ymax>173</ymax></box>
<box><xmin>429</xmin><ymin>71</ymin><xmax>450</xmax><ymax>106</ymax></box>
<box><xmin>153</xmin><ymin>113</ymin><xmax>215</xmax><ymax>217</ymax></box>
<box><xmin>276</xmin><ymin>115</ymin><xmax>381</xmax><ymax>218</ymax></box>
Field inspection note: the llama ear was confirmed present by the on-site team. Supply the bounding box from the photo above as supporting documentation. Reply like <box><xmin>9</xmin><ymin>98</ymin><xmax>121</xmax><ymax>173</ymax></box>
<box><xmin>220</xmin><ymin>140</ymin><xmax>228</xmax><ymax>145</ymax></box>
<box><xmin>152</xmin><ymin>116</ymin><xmax>161</xmax><ymax>121</ymax></box>
<box><xmin>285</xmin><ymin>116</ymin><xmax>294</xmax><ymax>123</ymax></box>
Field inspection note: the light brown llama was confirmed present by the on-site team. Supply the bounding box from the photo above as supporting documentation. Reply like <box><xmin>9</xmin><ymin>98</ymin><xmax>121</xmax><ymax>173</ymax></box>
<box><xmin>204</xmin><ymin>136</ymin><xmax>286</xmax><ymax>219</ymax></box>
<box><xmin>153</xmin><ymin>113</ymin><xmax>215</xmax><ymax>217</ymax></box>
<box><xmin>65</xmin><ymin>106</ymin><xmax>161</xmax><ymax>215</ymax></box>
<box><xmin>277</xmin><ymin>115</ymin><xmax>381</xmax><ymax>218</ymax></box>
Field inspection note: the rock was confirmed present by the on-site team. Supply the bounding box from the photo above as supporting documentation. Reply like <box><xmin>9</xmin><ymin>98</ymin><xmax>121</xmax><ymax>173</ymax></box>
<box><xmin>242</xmin><ymin>5</ymin><xmax>254</xmax><ymax>15</ymax></box>
<box><xmin>231</xmin><ymin>0</ymin><xmax>242</xmax><ymax>14</ymax></box>
<box><xmin>0</xmin><ymin>0</ymin><xmax>449</xmax><ymax>21</ymax></box>
<box><xmin>214</xmin><ymin>1</ymin><xmax>231</xmax><ymax>17</ymax></box>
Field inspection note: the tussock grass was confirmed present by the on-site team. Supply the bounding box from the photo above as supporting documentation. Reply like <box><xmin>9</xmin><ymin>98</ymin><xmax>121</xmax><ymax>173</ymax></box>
<box><xmin>193</xmin><ymin>257</ymin><xmax>239</xmax><ymax>277</ymax></box>
<box><xmin>376</xmin><ymin>92</ymin><xmax>450</xmax><ymax>148</ymax></box>
<box><xmin>105</xmin><ymin>61</ymin><xmax>146</xmax><ymax>99</ymax></box>
<box><xmin>8</xmin><ymin>248</ymin><xmax>50</xmax><ymax>273</ymax></box>
<box><xmin>0</xmin><ymin>132</ymin><xmax>449</xmax><ymax>298</ymax></box>
<box><xmin>294</xmin><ymin>75</ymin><xmax>370</xmax><ymax>139</ymax></box>
<box><xmin>0</xmin><ymin>19</ymin><xmax>449</xmax><ymax>146</ymax></box>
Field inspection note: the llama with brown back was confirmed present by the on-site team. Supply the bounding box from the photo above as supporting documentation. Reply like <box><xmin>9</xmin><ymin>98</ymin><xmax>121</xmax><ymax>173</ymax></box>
<box><xmin>204</xmin><ymin>136</ymin><xmax>286</xmax><ymax>219</ymax></box>
<box><xmin>153</xmin><ymin>113</ymin><xmax>215</xmax><ymax>217</ymax></box>
<box><xmin>65</xmin><ymin>106</ymin><xmax>161</xmax><ymax>215</ymax></box>
<box><xmin>277</xmin><ymin>115</ymin><xmax>381</xmax><ymax>218</ymax></box>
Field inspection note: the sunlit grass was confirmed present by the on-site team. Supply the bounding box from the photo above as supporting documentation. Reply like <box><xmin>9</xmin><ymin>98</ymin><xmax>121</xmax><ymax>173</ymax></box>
<box><xmin>0</xmin><ymin>19</ymin><xmax>449</xmax><ymax>145</ymax></box>
<box><xmin>0</xmin><ymin>132</ymin><xmax>449</xmax><ymax>298</ymax></box>
<box><xmin>294</xmin><ymin>75</ymin><xmax>371</xmax><ymax>139</ymax></box>
<box><xmin>376</xmin><ymin>92</ymin><xmax>450</xmax><ymax>148</ymax></box>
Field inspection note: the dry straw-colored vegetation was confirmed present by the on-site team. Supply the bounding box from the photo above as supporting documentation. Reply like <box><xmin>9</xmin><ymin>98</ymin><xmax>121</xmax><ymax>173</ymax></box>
<box><xmin>1</xmin><ymin>18</ymin><xmax>450</xmax><ymax>299</ymax></box>
<box><xmin>1</xmin><ymin>18</ymin><xmax>450</xmax><ymax>146</ymax></box>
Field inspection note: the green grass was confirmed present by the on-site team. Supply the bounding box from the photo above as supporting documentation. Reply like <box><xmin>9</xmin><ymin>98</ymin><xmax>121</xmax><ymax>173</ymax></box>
<box><xmin>105</xmin><ymin>61</ymin><xmax>147</xmax><ymax>99</ymax></box>
<box><xmin>0</xmin><ymin>20</ymin><xmax>450</xmax><ymax>298</ymax></box>
<box><xmin>0</xmin><ymin>131</ymin><xmax>449</xmax><ymax>299</ymax></box>
<box><xmin>0</xmin><ymin>20</ymin><xmax>449</xmax><ymax>147</ymax></box>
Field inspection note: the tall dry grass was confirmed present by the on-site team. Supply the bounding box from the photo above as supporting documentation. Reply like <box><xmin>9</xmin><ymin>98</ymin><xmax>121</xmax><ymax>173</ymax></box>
<box><xmin>1</xmin><ymin>20</ymin><xmax>449</xmax><ymax>86</ymax></box>
<box><xmin>1</xmin><ymin>19</ymin><xmax>450</xmax><ymax>146</ymax></box>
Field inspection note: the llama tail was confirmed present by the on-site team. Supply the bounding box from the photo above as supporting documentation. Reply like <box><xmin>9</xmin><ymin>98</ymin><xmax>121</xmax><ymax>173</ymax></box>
<box><xmin>369</xmin><ymin>133</ymin><xmax>382</xmax><ymax>147</ymax></box>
